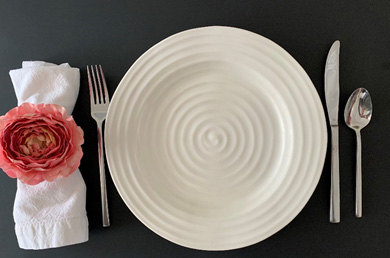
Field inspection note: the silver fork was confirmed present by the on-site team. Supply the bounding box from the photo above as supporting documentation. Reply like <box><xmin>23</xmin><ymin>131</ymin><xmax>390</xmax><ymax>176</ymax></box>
<box><xmin>87</xmin><ymin>65</ymin><xmax>110</xmax><ymax>227</ymax></box>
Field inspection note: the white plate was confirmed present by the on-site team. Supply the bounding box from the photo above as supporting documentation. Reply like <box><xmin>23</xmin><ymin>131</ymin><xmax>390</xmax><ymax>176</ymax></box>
<box><xmin>105</xmin><ymin>26</ymin><xmax>327</xmax><ymax>250</ymax></box>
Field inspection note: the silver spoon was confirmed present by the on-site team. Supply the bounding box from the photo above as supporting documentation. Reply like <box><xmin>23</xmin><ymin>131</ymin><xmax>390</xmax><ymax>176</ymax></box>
<box><xmin>344</xmin><ymin>88</ymin><xmax>372</xmax><ymax>218</ymax></box>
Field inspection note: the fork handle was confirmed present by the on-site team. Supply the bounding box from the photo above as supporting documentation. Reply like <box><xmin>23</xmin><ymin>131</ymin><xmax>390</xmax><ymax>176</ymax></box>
<box><xmin>97</xmin><ymin>120</ymin><xmax>110</xmax><ymax>227</ymax></box>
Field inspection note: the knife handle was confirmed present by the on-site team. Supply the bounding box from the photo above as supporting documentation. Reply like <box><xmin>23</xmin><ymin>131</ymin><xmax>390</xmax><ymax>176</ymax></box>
<box><xmin>330</xmin><ymin>125</ymin><xmax>340</xmax><ymax>223</ymax></box>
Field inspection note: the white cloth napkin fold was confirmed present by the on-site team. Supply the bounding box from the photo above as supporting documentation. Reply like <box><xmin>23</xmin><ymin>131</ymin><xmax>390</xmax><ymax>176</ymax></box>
<box><xmin>9</xmin><ymin>61</ymin><xmax>88</xmax><ymax>250</ymax></box>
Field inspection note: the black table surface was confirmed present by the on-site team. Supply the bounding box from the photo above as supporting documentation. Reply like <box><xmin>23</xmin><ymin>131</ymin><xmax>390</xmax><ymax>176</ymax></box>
<box><xmin>1</xmin><ymin>1</ymin><xmax>390</xmax><ymax>257</ymax></box>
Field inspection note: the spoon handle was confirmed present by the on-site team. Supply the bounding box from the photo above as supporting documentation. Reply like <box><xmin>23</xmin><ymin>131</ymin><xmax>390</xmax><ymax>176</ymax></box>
<box><xmin>356</xmin><ymin>130</ymin><xmax>362</xmax><ymax>218</ymax></box>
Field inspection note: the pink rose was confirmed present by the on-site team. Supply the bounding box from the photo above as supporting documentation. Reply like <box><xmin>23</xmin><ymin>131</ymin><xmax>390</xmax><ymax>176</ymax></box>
<box><xmin>0</xmin><ymin>103</ymin><xmax>84</xmax><ymax>185</ymax></box>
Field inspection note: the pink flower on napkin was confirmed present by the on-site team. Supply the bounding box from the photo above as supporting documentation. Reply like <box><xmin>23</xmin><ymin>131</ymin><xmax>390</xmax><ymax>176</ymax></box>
<box><xmin>0</xmin><ymin>103</ymin><xmax>84</xmax><ymax>185</ymax></box>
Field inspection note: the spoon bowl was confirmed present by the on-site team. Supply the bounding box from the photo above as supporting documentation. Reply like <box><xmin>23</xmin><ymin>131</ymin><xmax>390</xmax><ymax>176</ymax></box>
<box><xmin>344</xmin><ymin>88</ymin><xmax>372</xmax><ymax>218</ymax></box>
<box><xmin>344</xmin><ymin>88</ymin><xmax>372</xmax><ymax>130</ymax></box>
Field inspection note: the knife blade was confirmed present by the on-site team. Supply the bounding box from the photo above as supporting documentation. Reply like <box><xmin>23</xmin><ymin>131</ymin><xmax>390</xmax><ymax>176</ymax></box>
<box><xmin>325</xmin><ymin>40</ymin><xmax>340</xmax><ymax>223</ymax></box>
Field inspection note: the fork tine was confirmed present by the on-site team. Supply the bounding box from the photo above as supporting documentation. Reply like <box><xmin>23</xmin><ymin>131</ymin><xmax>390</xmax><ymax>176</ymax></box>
<box><xmin>91</xmin><ymin>65</ymin><xmax>99</xmax><ymax>104</ymax></box>
<box><xmin>87</xmin><ymin>66</ymin><xmax>95</xmax><ymax>104</ymax></box>
<box><xmin>95</xmin><ymin>65</ymin><xmax>104</xmax><ymax>104</ymax></box>
<box><xmin>98</xmin><ymin>65</ymin><xmax>110</xmax><ymax>104</ymax></box>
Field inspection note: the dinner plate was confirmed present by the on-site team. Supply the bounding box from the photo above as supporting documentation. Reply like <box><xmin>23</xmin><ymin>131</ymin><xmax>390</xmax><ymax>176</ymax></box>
<box><xmin>105</xmin><ymin>26</ymin><xmax>327</xmax><ymax>250</ymax></box>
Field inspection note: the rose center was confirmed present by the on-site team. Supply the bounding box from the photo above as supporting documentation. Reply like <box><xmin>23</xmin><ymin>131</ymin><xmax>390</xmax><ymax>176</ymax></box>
<box><xmin>19</xmin><ymin>129</ymin><xmax>56</xmax><ymax>156</ymax></box>
<box><xmin>26</xmin><ymin>134</ymin><xmax>46</xmax><ymax>149</ymax></box>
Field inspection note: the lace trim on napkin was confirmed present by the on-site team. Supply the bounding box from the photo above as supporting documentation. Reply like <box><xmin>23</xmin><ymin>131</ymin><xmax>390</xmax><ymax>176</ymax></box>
<box><xmin>15</xmin><ymin>215</ymin><xmax>88</xmax><ymax>250</ymax></box>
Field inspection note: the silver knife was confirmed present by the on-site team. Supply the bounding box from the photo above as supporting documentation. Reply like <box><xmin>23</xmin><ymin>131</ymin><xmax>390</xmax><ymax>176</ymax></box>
<box><xmin>325</xmin><ymin>40</ymin><xmax>340</xmax><ymax>223</ymax></box>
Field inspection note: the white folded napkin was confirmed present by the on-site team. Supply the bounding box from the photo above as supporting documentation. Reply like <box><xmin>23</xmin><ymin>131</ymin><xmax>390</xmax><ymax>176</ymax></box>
<box><xmin>9</xmin><ymin>61</ymin><xmax>89</xmax><ymax>249</ymax></box>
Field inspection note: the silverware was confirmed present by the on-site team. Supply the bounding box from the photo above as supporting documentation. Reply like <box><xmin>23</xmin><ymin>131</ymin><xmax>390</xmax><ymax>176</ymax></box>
<box><xmin>344</xmin><ymin>88</ymin><xmax>372</xmax><ymax>218</ymax></box>
<box><xmin>87</xmin><ymin>65</ymin><xmax>110</xmax><ymax>227</ymax></box>
<box><xmin>325</xmin><ymin>40</ymin><xmax>340</xmax><ymax>223</ymax></box>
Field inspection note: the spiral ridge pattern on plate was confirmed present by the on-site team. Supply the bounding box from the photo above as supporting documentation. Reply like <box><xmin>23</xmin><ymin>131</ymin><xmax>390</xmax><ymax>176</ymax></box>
<box><xmin>105</xmin><ymin>26</ymin><xmax>327</xmax><ymax>250</ymax></box>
